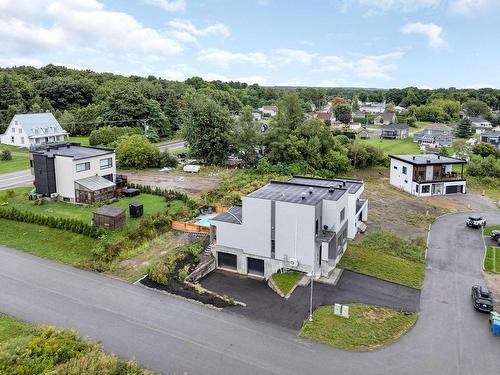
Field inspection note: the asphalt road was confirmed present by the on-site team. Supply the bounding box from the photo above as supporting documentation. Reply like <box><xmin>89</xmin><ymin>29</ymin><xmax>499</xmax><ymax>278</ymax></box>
<box><xmin>1</xmin><ymin>210</ymin><xmax>499</xmax><ymax>374</ymax></box>
<box><xmin>157</xmin><ymin>140</ymin><xmax>185</xmax><ymax>153</ymax></box>
<box><xmin>0</xmin><ymin>169</ymin><xmax>32</xmax><ymax>190</ymax></box>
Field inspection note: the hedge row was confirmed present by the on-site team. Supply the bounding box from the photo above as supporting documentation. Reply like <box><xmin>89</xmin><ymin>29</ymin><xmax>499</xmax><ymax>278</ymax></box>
<box><xmin>0</xmin><ymin>207</ymin><xmax>105</xmax><ymax>238</ymax></box>
<box><xmin>127</xmin><ymin>183</ymin><xmax>196</xmax><ymax>206</ymax></box>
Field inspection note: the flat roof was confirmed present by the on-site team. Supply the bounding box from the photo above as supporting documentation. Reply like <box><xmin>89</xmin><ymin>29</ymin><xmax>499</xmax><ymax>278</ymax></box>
<box><xmin>31</xmin><ymin>143</ymin><xmax>114</xmax><ymax>160</ymax></box>
<box><xmin>248</xmin><ymin>181</ymin><xmax>347</xmax><ymax>205</ymax></box>
<box><xmin>288</xmin><ymin>176</ymin><xmax>363</xmax><ymax>194</ymax></box>
<box><xmin>389</xmin><ymin>154</ymin><xmax>467</xmax><ymax>165</ymax></box>
<box><xmin>211</xmin><ymin>206</ymin><xmax>243</xmax><ymax>224</ymax></box>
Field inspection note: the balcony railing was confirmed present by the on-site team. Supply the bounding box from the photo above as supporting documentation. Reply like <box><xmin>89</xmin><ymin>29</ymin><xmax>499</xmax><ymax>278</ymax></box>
<box><xmin>414</xmin><ymin>173</ymin><xmax>464</xmax><ymax>183</ymax></box>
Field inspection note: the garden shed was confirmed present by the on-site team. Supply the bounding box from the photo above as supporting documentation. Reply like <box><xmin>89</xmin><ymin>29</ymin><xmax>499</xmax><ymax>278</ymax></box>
<box><xmin>93</xmin><ymin>206</ymin><xmax>126</xmax><ymax>230</ymax></box>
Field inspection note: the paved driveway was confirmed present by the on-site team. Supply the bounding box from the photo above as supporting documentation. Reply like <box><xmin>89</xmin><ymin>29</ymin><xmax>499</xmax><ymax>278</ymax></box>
<box><xmin>0</xmin><ymin>209</ymin><xmax>499</xmax><ymax>375</ymax></box>
<box><xmin>201</xmin><ymin>270</ymin><xmax>420</xmax><ymax>330</ymax></box>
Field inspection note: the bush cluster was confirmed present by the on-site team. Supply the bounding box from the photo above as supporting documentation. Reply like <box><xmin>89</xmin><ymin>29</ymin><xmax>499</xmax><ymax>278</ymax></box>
<box><xmin>147</xmin><ymin>240</ymin><xmax>206</xmax><ymax>285</ymax></box>
<box><xmin>0</xmin><ymin>206</ymin><xmax>104</xmax><ymax>238</ymax></box>
<box><xmin>467</xmin><ymin>156</ymin><xmax>500</xmax><ymax>178</ymax></box>
<box><xmin>1</xmin><ymin>150</ymin><xmax>12</xmax><ymax>161</ymax></box>
<box><xmin>88</xmin><ymin>126</ymin><xmax>143</xmax><ymax>146</ymax></box>
<box><xmin>0</xmin><ymin>325</ymin><xmax>153</xmax><ymax>375</ymax></box>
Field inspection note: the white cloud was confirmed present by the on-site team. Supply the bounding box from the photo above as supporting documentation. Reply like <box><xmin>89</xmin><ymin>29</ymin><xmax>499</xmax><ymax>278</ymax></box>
<box><xmin>157</xmin><ymin>64</ymin><xmax>196</xmax><ymax>81</ymax></box>
<box><xmin>0</xmin><ymin>0</ymin><xmax>183</xmax><ymax>60</ymax></box>
<box><xmin>400</xmin><ymin>22</ymin><xmax>443</xmax><ymax>48</ymax></box>
<box><xmin>319</xmin><ymin>51</ymin><xmax>404</xmax><ymax>80</ymax></box>
<box><xmin>201</xmin><ymin>73</ymin><xmax>267</xmax><ymax>85</ymax></box>
<box><xmin>450</xmin><ymin>0</ymin><xmax>497</xmax><ymax>14</ymax></box>
<box><xmin>0</xmin><ymin>56</ymin><xmax>44</xmax><ymax>67</ymax></box>
<box><xmin>143</xmin><ymin>0</ymin><xmax>186</xmax><ymax>12</ymax></box>
<box><xmin>198</xmin><ymin>48</ymin><xmax>267</xmax><ymax>67</ymax></box>
<box><xmin>169</xmin><ymin>19</ymin><xmax>230</xmax><ymax>38</ymax></box>
<box><xmin>345</xmin><ymin>0</ymin><xmax>440</xmax><ymax>13</ymax></box>
<box><xmin>274</xmin><ymin>49</ymin><xmax>315</xmax><ymax>65</ymax></box>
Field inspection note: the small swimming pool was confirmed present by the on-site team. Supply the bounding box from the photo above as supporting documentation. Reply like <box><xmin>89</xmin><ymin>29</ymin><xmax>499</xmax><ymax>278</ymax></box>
<box><xmin>195</xmin><ymin>214</ymin><xmax>217</xmax><ymax>227</ymax></box>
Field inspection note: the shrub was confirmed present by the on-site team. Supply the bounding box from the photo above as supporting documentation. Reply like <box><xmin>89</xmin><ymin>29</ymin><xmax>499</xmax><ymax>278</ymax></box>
<box><xmin>147</xmin><ymin>259</ymin><xmax>169</xmax><ymax>285</ymax></box>
<box><xmin>1</xmin><ymin>150</ymin><xmax>12</xmax><ymax>161</ymax></box>
<box><xmin>88</xmin><ymin>126</ymin><xmax>143</xmax><ymax>146</ymax></box>
<box><xmin>115</xmin><ymin>135</ymin><xmax>160</xmax><ymax>169</ymax></box>
<box><xmin>0</xmin><ymin>206</ymin><xmax>104</xmax><ymax>238</ymax></box>
<box><xmin>467</xmin><ymin>156</ymin><xmax>500</xmax><ymax>178</ymax></box>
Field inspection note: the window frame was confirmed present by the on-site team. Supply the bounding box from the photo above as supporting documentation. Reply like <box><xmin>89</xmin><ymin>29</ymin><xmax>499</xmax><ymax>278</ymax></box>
<box><xmin>99</xmin><ymin>157</ymin><xmax>113</xmax><ymax>170</ymax></box>
<box><xmin>75</xmin><ymin>162</ymin><xmax>90</xmax><ymax>173</ymax></box>
<box><xmin>402</xmin><ymin>166</ymin><xmax>407</xmax><ymax>175</ymax></box>
<box><xmin>340</xmin><ymin>208</ymin><xmax>345</xmax><ymax>222</ymax></box>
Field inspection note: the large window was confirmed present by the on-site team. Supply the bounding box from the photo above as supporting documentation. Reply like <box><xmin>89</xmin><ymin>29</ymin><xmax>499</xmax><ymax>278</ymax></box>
<box><xmin>402</xmin><ymin>166</ymin><xmax>407</xmax><ymax>175</ymax></box>
<box><xmin>76</xmin><ymin>162</ymin><xmax>90</xmax><ymax>172</ymax></box>
<box><xmin>422</xmin><ymin>185</ymin><xmax>430</xmax><ymax>194</ymax></box>
<box><xmin>340</xmin><ymin>208</ymin><xmax>345</xmax><ymax>222</ymax></box>
<box><xmin>99</xmin><ymin>157</ymin><xmax>113</xmax><ymax>170</ymax></box>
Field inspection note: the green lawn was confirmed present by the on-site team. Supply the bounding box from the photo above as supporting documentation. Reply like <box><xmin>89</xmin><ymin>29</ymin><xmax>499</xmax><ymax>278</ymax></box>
<box><xmin>0</xmin><ymin>314</ymin><xmax>155</xmax><ymax>374</ymax></box>
<box><xmin>484</xmin><ymin>246</ymin><xmax>500</xmax><ymax>273</ymax></box>
<box><xmin>271</xmin><ymin>271</ymin><xmax>303</xmax><ymax>296</ymax></box>
<box><xmin>69</xmin><ymin>136</ymin><xmax>90</xmax><ymax>145</ymax></box>
<box><xmin>300</xmin><ymin>304</ymin><xmax>417</xmax><ymax>351</ymax></box>
<box><xmin>484</xmin><ymin>225</ymin><xmax>500</xmax><ymax>236</ymax></box>
<box><xmin>0</xmin><ymin>218</ymin><xmax>97</xmax><ymax>267</ymax></box>
<box><xmin>359</xmin><ymin>137</ymin><xmax>420</xmax><ymax>156</ymax></box>
<box><xmin>0</xmin><ymin>144</ymin><xmax>30</xmax><ymax>174</ymax></box>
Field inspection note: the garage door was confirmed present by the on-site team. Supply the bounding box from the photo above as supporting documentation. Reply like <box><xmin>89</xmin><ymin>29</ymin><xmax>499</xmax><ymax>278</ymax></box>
<box><xmin>445</xmin><ymin>185</ymin><xmax>461</xmax><ymax>194</ymax></box>
<box><xmin>217</xmin><ymin>252</ymin><xmax>237</xmax><ymax>270</ymax></box>
<box><xmin>247</xmin><ymin>257</ymin><xmax>264</xmax><ymax>277</ymax></box>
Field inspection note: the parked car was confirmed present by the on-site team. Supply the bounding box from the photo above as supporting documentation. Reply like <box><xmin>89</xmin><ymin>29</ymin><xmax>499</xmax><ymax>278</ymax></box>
<box><xmin>466</xmin><ymin>216</ymin><xmax>487</xmax><ymax>229</ymax></box>
<box><xmin>490</xmin><ymin>230</ymin><xmax>500</xmax><ymax>244</ymax></box>
<box><xmin>471</xmin><ymin>285</ymin><xmax>494</xmax><ymax>312</ymax></box>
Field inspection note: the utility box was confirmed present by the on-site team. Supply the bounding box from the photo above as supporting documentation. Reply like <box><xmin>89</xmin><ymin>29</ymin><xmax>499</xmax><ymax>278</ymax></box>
<box><xmin>93</xmin><ymin>206</ymin><xmax>126</xmax><ymax>230</ymax></box>
<box><xmin>129</xmin><ymin>202</ymin><xmax>143</xmax><ymax>218</ymax></box>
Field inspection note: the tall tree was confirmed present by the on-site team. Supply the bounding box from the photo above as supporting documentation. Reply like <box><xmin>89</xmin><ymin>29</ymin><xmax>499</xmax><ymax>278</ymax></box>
<box><xmin>464</xmin><ymin>99</ymin><xmax>490</xmax><ymax>117</ymax></box>
<box><xmin>454</xmin><ymin>118</ymin><xmax>474</xmax><ymax>138</ymax></box>
<box><xmin>183</xmin><ymin>95</ymin><xmax>235</xmax><ymax>164</ymax></box>
<box><xmin>234</xmin><ymin>106</ymin><xmax>260</xmax><ymax>166</ymax></box>
<box><xmin>333</xmin><ymin>103</ymin><xmax>352</xmax><ymax>126</ymax></box>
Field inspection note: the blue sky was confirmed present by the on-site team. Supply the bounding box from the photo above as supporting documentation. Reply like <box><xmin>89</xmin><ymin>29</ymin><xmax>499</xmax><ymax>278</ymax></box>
<box><xmin>1</xmin><ymin>0</ymin><xmax>499</xmax><ymax>88</ymax></box>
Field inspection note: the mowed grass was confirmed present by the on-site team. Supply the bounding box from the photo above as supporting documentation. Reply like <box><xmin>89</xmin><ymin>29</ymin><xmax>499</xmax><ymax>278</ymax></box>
<box><xmin>68</xmin><ymin>136</ymin><xmax>90</xmax><ymax>145</ymax></box>
<box><xmin>0</xmin><ymin>314</ymin><xmax>36</xmax><ymax>343</ymax></box>
<box><xmin>359</xmin><ymin>137</ymin><xmax>420</xmax><ymax>156</ymax></box>
<box><xmin>484</xmin><ymin>246</ymin><xmax>500</xmax><ymax>273</ymax></box>
<box><xmin>0</xmin><ymin>218</ymin><xmax>96</xmax><ymax>266</ymax></box>
<box><xmin>271</xmin><ymin>271</ymin><xmax>303</xmax><ymax>296</ymax></box>
<box><xmin>300</xmin><ymin>304</ymin><xmax>417</xmax><ymax>351</ymax></box>
<box><xmin>484</xmin><ymin>225</ymin><xmax>500</xmax><ymax>236</ymax></box>
<box><xmin>338</xmin><ymin>231</ymin><xmax>426</xmax><ymax>289</ymax></box>
<box><xmin>0</xmin><ymin>153</ymin><xmax>30</xmax><ymax>174</ymax></box>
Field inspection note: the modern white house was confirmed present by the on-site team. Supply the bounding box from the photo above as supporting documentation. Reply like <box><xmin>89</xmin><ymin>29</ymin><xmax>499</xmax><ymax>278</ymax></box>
<box><xmin>470</xmin><ymin>116</ymin><xmax>493</xmax><ymax>134</ymax></box>
<box><xmin>259</xmin><ymin>105</ymin><xmax>278</xmax><ymax>117</ymax></box>
<box><xmin>359</xmin><ymin>101</ymin><xmax>386</xmax><ymax>114</ymax></box>
<box><xmin>30</xmin><ymin>143</ymin><xmax>117</xmax><ymax>204</ymax></box>
<box><xmin>0</xmin><ymin>113</ymin><xmax>69</xmax><ymax>148</ymax></box>
<box><xmin>209</xmin><ymin>176</ymin><xmax>368</xmax><ymax>279</ymax></box>
<box><xmin>389</xmin><ymin>154</ymin><xmax>467</xmax><ymax>197</ymax></box>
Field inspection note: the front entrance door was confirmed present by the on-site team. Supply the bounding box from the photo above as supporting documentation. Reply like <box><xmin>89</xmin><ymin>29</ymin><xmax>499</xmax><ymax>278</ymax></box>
<box><xmin>432</xmin><ymin>183</ymin><xmax>443</xmax><ymax>195</ymax></box>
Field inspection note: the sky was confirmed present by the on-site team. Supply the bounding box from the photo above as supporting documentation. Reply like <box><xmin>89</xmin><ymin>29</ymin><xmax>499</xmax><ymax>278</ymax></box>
<box><xmin>1</xmin><ymin>0</ymin><xmax>500</xmax><ymax>89</ymax></box>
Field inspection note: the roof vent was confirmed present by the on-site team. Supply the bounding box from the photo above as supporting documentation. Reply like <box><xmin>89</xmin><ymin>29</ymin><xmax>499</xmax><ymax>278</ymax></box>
<box><xmin>66</xmin><ymin>144</ymin><xmax>71</xmax><ymax>148</ymax></box>
<box><xmin>301</xmin><ymin>192</ymin><xmax>307</xmax><ymax>200</ymax></box>
<box><xmin>412</xmin><ymin>156</ymin><xmax>416</xmax><ymax>160</ymax></box>
<box><xmin>426</xmin><ymin>159</ymin><xmax>431</xmax><ymax>163</ymax></box>
<box><xmin>437</xmin><ymin>155</ymin><xmax>440</xmax><ymax>159</ymax></box>
<box><xmin>328</xmin><ymin>185</ymin><xmax>335</xmax><ymax>193</ymax></box>
<box><xmin>343</xmin><ymin>180</ymin><xmax>346</xmax><ymax>187</ymax></box>
<box><xmin>309</xmin><ymin>187</ymin><xmax>313</xmax><ymax>194</ymax></box>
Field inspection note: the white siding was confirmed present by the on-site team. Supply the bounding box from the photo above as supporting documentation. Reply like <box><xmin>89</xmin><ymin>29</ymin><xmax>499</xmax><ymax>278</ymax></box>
<box><xmin>390</xmin><ymin>158</ymin><xmax>413</xmax><ymax>194</ymax></box>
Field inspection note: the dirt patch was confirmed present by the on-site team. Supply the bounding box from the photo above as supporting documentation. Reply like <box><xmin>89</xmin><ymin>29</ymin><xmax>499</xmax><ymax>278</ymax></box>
<box><xmin>484</xmin><ymin>272</ymin><xmax>500</xmax><ymax>311</ymax></box>
<box><xmin>120</xmin><ymin>169</ymin><xmax>223</xmax><ymax>195</ymax></box>
<box><xmin>425</xmin><ymin>192</ymin><xmax>497</xmax><ymax>212</ymax></box>
<box><xmin>139</xmin><ymin>276</ymin><xmax>233</xmax><ymax>308</ymax></box>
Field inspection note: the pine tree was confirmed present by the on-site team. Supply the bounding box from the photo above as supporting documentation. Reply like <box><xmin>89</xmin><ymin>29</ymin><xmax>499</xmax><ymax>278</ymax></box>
<box><xmin>455</xmin><ymin>118</ymin><xmax>474</xmax><ymax>138</ymax></box>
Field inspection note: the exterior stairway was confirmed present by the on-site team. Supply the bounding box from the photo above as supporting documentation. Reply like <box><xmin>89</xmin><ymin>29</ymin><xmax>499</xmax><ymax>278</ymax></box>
<box><xmin>357</xmin><ymin>221</ymin><xmax>368</xmax><ymax>233</ymax></box>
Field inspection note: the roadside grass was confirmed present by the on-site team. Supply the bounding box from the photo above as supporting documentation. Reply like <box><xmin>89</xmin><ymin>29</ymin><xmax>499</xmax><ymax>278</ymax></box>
<box><xmin>68</xmin><ymin>136</ymin><xmax>90</xmax><ymax>145</ymax></box>
<box><xmin>0</xmin><ymin>218</ymin><xmax>96</xmax><ymax>267</ymax></box>
<box><xmin>359</xmin><ymin>137</ymin><xmax>420</xmax><ymax>156</ymax></box>
<box><xmin>484</xmin><ymin>225</ymin><xmax>500</xmax><ymax>236</ymax></box>
<box><xmin>484</xmin><ymin>246</ymin><xmax>500</xmax><ymax>273</ymax></box>
<box><xmin>338</xmin><ymin>231</ymin><xmax>426</xmax><ymax>289</ymax></box>
<box><xmin>0</xmin><ymin>153</ymin><xmax>30</xmax><ymax>174</ymax></box>
<box><xmin>0</xmin><ymin>314</ymin><xmax>155</xmax><ymax>374</ymax></box>
<box><xmin>468</xmin><ymin>176</ymin><xmax>500</xmax><ymax>203</ymax></box>
<box><xmin>299</xmin><ymin>304</ymin><xmax>417</xmax><ymax>351</ymax></box>
<box><xmin>271</xmin><ymin>271</ymin><xmax>303</xmax><ymax>296</ymax></box>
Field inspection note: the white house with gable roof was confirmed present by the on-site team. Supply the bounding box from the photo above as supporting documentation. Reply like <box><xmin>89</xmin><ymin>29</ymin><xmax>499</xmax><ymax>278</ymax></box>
<box><xmin>0</xmin><ymin>113</ymin><xmax>69</xmax><ymax>148</ymax></box>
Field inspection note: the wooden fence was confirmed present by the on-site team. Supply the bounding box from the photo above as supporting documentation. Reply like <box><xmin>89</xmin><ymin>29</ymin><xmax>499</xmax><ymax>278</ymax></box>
<box><xmin>171</xmin><ymin>220</ymin><xmax>210</xmax><ymax>234</ymax></box>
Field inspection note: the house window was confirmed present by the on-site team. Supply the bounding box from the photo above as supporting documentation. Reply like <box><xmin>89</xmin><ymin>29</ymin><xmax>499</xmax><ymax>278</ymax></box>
<box><xmin>10</xmin><ymin>136</ymin><xmax>14</xmax><ymax>143</ymax></box>
<box><xmin>422</xmin><ymin>185</ymin><xmax>430</xmax><ymax>194</ymax></box>
<box><xmin>21</xmin><ymin>137</ymin><xmax>24</xmax><ymax>144</ymax></box>
<box><xmin>76</xmin><ymin>162</ymin><xmax>90</xmax><ymax>172</ymax></box>
<box><xmin>99</xmin><ymin>157</ymin><xmax>113</xmax><ymax>170</ymax></box>
<box><xmin>315</xmin><ymin>219</ymin><xmax>319</xmax><ymax>235</ymax></box>
<box><xmin>393</xmin><ymin>165</ymin><xmax>398</xmax><ymax>170</ymax></box>
<box><xmin>18</xmin><ymin>128</ymin><xmax>22</xmax><ymax>133</ymax></box>
<box><xmin>416</xmin><ymin>185</ymin><xmax>419</xmax><ymax>193</ymax></box>
<box><xmin>271</xmin><ymin>239</ymin><xmax>275</xmax><ymax>258</ymax></box>
<box><xmin>402</xmin><ymin>166</ymin><xmax>407</xmax><ymax>175</ymax></box>
<box><xmin>340</xmin><ymin>208</ymin><xmax>345</xmax><ymax>222</ymax></box>
<box><xmin>11</xmin><ymin>128</ymin><xmax>15</xmax><ymax>133</ymax></box>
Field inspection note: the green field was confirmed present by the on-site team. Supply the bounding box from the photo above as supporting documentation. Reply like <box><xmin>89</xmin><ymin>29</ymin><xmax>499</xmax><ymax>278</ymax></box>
<box><xmin>0</xmin><ymin>144</ymin><xmax>30</xmax><ymax>174</ymax></box>
<box><xmin>359</xmin><ymin>137</ymin><xmax>420</xmax><ymax>156</ymax></box>
<box><xmin>484</xmin><ymin>225</ymin><xmax>500</xmax><ymax>236</ymax></box>
<box><xmin>300</xmin><ymin>304</ymin><xmax>417</xmax><ymax>351</ymax></box>
<box><xmin>484</xmin><ymin>246</ymin><xmax>500</xmax><ymax>273</ymax></box>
